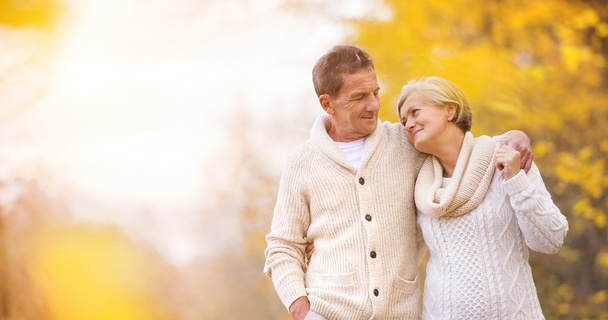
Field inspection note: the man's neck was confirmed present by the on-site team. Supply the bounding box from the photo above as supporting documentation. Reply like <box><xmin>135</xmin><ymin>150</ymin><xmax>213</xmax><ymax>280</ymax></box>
<box><xmin>327</xmin><ymin>123</ymin><xmax>370</xmax><ymax>142</ymax></box>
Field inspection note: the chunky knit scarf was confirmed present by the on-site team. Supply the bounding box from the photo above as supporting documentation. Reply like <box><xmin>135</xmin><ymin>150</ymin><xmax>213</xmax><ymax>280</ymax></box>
<box><xmin>415</xmin><ymin>131</ymin><xmax>499</xmax><ymax>218</ymax></box>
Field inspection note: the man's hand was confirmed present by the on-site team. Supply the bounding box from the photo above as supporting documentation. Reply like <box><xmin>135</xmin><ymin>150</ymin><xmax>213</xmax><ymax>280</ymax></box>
<box><xmin>289</xmin><ymin>296</ymin><xmax>311</xmax><ymax>320</ymax></box>
<box><xmin>504</xmin><ymin>130</ymin><xmax>533</xmax><ymax>173</ymax></box>
<box><xmin>494</xmin><ymin>145</ymin><xmax>521</xmax><ymax>180</ymax></box>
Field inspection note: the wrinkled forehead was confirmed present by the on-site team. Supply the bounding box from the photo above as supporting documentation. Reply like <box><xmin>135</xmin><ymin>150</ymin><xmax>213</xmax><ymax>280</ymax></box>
<box><xmin>338</xmin><ymin>70</ymin><xmax>379</xmax><ymax>93</ymax></box>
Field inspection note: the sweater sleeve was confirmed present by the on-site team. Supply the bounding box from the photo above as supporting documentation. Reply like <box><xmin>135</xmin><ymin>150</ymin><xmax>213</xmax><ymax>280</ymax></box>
<box><xmin>502</xmin><ymin>162</ymin><xmax>569</xmax><ymax>254</ymax></box>
<box><xmin>263</xmin><ymin>155</ymin><xmax>310</xmax><ymax>310</ymax></box>
<box><xmin>415</xmin><ymin>217</ymin><xmax>428</xmax><ymax>265</ymax></box>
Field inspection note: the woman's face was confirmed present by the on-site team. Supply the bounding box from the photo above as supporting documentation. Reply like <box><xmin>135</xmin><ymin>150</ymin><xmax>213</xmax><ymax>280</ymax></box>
<box><xmin>399</xmin><ymin>91</ymin><xmax>452</xmax><ymax>153</ymax></box>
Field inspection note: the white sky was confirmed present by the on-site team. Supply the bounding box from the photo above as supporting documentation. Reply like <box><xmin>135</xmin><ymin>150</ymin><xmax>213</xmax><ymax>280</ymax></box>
<box><xmin>0</xmin><ymin>0</ymin><xmax>382</xmax><ymax>263</ymax></box>
<box><xmin>41</xmin><ymin>0</ymin><xmax>349</xmax><ymax>207</ymax></box>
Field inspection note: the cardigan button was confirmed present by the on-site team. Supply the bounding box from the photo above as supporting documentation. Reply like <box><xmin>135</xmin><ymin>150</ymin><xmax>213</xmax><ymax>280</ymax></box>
<box><xmin>373</xmin><ymin>289</ymin><xmax>379</xmax><ymax>297</ymax></box>
<box><xmin>370</xmin><ymin>251</ymin><xmax>376</xmax><ymax>258</ymax></box>
<box><xmin>359</xmin><ymin>177</ymin><xmax>365</xmax><ymax>185</ymax></box>
<box><xmin>365</xmin><ymin>214</ymin><xmax>372</xmax><ymax>222</ymax></box>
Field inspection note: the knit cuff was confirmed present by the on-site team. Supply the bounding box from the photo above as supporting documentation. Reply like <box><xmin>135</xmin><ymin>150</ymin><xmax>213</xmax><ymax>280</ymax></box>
<box><xmin>502</xmin><ymin>169</ymin><xmax>531</xmax><ymax>195</ymax></box>
<box><xmin>277</xmin><ymin>280</ymin><xmax>308</xmax><ymax>311</ymax></box>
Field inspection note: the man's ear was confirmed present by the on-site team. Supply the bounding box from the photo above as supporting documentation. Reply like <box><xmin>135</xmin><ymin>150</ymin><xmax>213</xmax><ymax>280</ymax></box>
<box><xmin>319</xmin><ymin>94</ymin><xmax>334</xmax><ymax>114</ymax></box>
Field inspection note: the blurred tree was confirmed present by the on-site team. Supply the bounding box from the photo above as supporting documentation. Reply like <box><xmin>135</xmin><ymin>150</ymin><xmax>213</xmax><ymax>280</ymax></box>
<box><xmin>0</xmin><ymin>0</ymin><xmax>64</xmax><ymax>125</ymax></box>
<box><xmin>0</xmin><ymin>179</ymin><xmax>53</xmax><ymax>318</ymax></box>
<box><xmin>152</xmin><ymin>109</ymin><xmax>296</xmax><ymax>319</ymax></box>
<box><xmin>0</xmin><ymin>0</ymin><xmax>63</xmax><ymax>31</ymax></box>
<box><xmin>0</xmin><ymin>1</ymin><xmax>64</xmax><ymax>314</ymax></box>
<box><xmin>350</xmin><ymin>0</ymin><xmax>608</xmax><ymax>318</ymax></box>
<box><xmin>221</xmin><ymin>113</ymin><xmax>297</xmax><ymax>319</ymax></box>
<box><xmin>27</xmin><ymin>225</ymin><xmax>172</xmax><ymax>320</ymax></box>
<box><xmin>0</xmin><ymin>178</ymin><xmax>175</xmax><ymax>319</ymax></box>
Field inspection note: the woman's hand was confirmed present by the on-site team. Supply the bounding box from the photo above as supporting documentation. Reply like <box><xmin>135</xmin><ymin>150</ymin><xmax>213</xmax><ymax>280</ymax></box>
<box><xmin>305</xmin><ymin>242</ymin><xmax>315</xmax><ymax>264</ymax></box>
<box><xmin>494</xmin><ymin>145</ymin><xmax>521</xmax><ymax>180</ymax></box>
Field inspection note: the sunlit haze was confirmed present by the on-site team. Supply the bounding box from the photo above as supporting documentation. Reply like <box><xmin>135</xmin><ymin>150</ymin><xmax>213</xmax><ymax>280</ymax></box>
<box><xmin>0</xmin><ymin>0</ymin><xmax>375</xmax><ymax>264</ymax></box>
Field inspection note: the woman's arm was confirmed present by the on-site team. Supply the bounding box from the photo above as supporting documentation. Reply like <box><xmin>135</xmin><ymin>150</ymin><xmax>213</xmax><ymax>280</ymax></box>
<box><xmin>503</xmin><ymin>163</ymin><xmax>569</xmax><ymax>254</ymax></box>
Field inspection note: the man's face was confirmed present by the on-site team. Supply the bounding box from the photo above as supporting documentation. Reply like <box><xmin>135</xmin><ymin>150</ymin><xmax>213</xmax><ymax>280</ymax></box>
<box><xmin>323</xmin><ymin>69</ymin><xmax>380</xmax><ymax>142</ymax></box>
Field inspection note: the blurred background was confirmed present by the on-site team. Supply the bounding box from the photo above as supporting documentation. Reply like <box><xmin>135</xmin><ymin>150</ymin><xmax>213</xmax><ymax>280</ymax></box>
<box><xmin>0</xmin><ymin>0</ymin><xmax>606</xmax><ymax>319</ymax></box>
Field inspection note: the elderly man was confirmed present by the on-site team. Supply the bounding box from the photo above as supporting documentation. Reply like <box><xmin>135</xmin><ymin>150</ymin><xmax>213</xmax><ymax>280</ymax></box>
<box><xmin>264</xmin><ymin>45</ymin><xmax>532</xmax><ymax>320</ymax></box>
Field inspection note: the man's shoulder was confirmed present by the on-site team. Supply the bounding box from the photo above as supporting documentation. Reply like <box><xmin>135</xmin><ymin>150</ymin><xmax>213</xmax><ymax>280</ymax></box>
<box><xmin>378</xmin><ymin>120</ymin><xmax>405</xmax><ymax>135</ymax></box>
<box><xmin>380</xmin><ymin>120</ymin><xmax>404</xmax><ymax>129</ymax></box>
<box><xmin>284</xmin><ymin>139</ymin><xmax>316</xmax><ymax>163</ymax></box>
<box><xmin>379</xmin><ymin>121</ymin><xmax>414</xmax><ymax>146</ymax></box>
<box><xmin>375</xmin><ymin>121</ymin><xmax>426</xmax><ymax>167</ymax></box>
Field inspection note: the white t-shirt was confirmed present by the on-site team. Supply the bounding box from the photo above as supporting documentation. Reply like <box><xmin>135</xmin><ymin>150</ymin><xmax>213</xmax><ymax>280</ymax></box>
<box><xmin>335</xmin><ymin>138</ymin><xmax>366</xmax><ymax>169</ymax></box>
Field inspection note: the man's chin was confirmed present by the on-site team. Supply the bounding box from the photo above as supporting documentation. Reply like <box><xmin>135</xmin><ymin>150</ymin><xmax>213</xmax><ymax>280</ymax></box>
<box><xmin>364</xmin><ymin>124</ymin><xmax>378</xmax><ymax>134</ymax></box>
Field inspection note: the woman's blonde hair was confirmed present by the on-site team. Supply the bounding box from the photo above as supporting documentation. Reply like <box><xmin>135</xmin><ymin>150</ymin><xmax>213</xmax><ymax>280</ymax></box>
<box><xmin>397</xmin><ymin>76</ymin><xmax>473</xmax><ymax>133</ymax></box>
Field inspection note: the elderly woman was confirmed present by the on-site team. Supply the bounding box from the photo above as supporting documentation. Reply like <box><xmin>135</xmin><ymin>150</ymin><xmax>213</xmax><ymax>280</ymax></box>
<box><xmin>398</xmin><ymin>76</ymin><xmax>568</xmax><ymax>319</ymax></box>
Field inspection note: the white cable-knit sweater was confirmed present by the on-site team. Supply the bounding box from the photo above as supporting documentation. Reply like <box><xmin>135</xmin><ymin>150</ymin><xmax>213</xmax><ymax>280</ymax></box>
<box><xmin>264</xmin><ymin>115</ymin><xmax>426</xmax><ymax>319</ymax></box>
<box><xmin>416</xmin><ymin>135</ymin><xmax>569</xmax><ymax>320</ymax></box>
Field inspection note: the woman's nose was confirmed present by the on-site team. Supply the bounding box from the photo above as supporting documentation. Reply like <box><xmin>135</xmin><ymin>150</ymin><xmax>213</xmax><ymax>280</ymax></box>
<box><xmin>405</xmin><ymin>118</ymin><xmax>415</xmax><ymax>132</ymax></box>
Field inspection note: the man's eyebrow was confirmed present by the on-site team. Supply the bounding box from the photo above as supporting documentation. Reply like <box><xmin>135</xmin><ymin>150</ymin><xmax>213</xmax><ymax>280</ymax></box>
<box><xmin>348</xmin><ymin>92</ymin><xmax>365</xmax><ymax>99</ymax></box>
<box><xmin>349</xmin><ymin>90</ymin><xmax>368</xmax><ymax>98</ymax></box>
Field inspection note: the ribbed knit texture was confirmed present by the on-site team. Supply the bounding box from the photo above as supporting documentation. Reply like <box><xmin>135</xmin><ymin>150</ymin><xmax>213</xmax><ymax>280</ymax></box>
<box><xmin>416</xmin><ymin>137</ymin><xmax>569</xmax><ymax>320</ymax></box>
<box><xmin>415</xmin><ymin>132</ymin><xmax>498</xmax><ymax>217</ymax></box>
<box><xmin>264</xmin><ymin>114</ymin><xmax>427</xmax><ymax>319</ymax></box>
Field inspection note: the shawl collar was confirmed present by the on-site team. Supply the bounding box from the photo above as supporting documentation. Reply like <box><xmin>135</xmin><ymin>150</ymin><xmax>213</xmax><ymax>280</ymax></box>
<box><xmin>415</xmin><ymin>131</ymin><xmax>498</xmax><ymax>218</ymax></box>
<box><xmin>310</xmin><ymin>114</ymin><xmax>384</xmax><ymax>171</ymax></box>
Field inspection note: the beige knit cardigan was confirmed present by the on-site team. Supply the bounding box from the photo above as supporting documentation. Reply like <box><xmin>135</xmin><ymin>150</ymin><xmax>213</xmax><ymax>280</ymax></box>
<box><xmin>264</xmin><ymin>115</ymin><xmax>426</xmax><ymax>319</ymax></box>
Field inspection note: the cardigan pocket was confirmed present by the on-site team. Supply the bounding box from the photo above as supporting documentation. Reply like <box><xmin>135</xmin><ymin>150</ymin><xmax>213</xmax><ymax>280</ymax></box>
<box><xmin>392</xmin><ymin>274</ymin><xmax>419</xmax><ymax>292</ymax></box>
<box><xmin>388</xmin><ymin>274</ymin><xmax>421</xmax><ymax>318</ymax></box>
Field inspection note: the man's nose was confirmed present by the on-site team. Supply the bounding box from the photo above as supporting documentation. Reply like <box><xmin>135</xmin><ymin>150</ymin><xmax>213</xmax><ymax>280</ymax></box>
<box><xmin>366</xmin><ymin>96</ymin><xmax>380</xmax><ymax>112</ymax></box>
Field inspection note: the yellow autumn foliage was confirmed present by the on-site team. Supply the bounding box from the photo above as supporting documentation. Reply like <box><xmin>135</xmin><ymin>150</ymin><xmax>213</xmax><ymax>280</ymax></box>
<box><xmin>25</xmin><ymin>225</ymin><xmax>169</xmax><ymax>320</ymax></box>
<box><xmin>351</xmin><ymin>0</ymin><xmax>608</xmax><ymax>318</ymax></box>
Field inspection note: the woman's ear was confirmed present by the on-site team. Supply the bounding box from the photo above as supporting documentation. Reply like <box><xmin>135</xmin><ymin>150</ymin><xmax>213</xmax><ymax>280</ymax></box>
<box><xmin>446</xmin><ymin>104</ymin><xmax>456</xmax><ymax>121</ymax></box>
<box><xmin>320</xmin><ymin>94</ymin><xmax>334</xmax><ymax>114</ymax></box>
